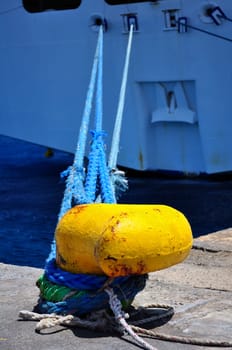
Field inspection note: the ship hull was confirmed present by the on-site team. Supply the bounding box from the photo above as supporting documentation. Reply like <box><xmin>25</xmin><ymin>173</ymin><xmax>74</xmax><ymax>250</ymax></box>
<box><xmin>1</xmin><ymin>0</ymin><xmax>232</xmax><ymax>174</ymax></box>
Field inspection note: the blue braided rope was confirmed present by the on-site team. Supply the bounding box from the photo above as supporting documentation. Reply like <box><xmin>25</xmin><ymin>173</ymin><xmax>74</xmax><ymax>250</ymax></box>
<box><xmin>59</xmin><ymin>166</ymin><xmax>87</xmax><ymax>220</ymax></box>
<box><xmin>45</xmin><ymin>258</ymin><xmax>146</xmax><ymax>292</ymax></box>
<box><xmin>72</xmin><ymin>166</ymin><xmax>87</xmax><ymax>206</ymax></box>
<box><xmin>58</xmin><ymin>26</ymin><xmax>102</xmax><ymax>213</ymax></box>
<box><xmin>74</xmin><ymin>28</ymin><xmax>101</xmax><ymax>171</ymax></box>
<box><xmin>37</xmin><ymin>26</ymin><xmax>146</xmax><ymax>317</ymax></box>
<box><xmin>84</xmin><ymin>131</ymin><xmax>101</xmax><ymax>203</ymax></box>
<box><xmin>37</xmin><ymin>272</ymin><xmax>148</xmax><ymax>316</ymax></box>
<box><xmin>95</xmin><ymin>25</ymin><xmax>103</xmax><ymax>133</ymax></box>
<box><xmin>84</xmin><ymin>26</ymin><xmax>108</xmax><ymax>203</ymax></box>
<box><xmin>45</xmin><ymin>258</ymin><xmax>109</xmax><ymax>291</ymax></box>
<box><xmin>40</xmin><ymin>258</ymin><xmax>148</xmax><ymax>316</ymax></box>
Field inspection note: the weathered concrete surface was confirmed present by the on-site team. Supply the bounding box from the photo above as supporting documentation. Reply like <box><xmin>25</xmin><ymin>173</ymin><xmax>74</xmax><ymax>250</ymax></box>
<box><xmin>1</xmin><ymin>229</ymin><xmax>232</xmax><ymax>350</ymax></box>
<box><xmin>134</xmin><ymin>228</ymin><xmax>232</xmax><ymax>347</ymax></box>
<box><xmin>193</xmin><ymin>228</ymin><xmax>232</xmax><ymax>252</ymax></box>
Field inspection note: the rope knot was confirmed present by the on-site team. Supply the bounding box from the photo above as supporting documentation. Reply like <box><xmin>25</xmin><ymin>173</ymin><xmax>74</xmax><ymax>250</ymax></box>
<box><xmin>105</xmin><ymin>287</ymin><xmax>127</xmax><ymax>321</ymax></box>
<box><xmin>60</xmin><ymin>165</ymin><xmax>85</xmax><ymax>181</ymax></box>
<box><xmin>60</xmin><ymin>166</ymin><xmax>72</xmax><ymax>179</ymax></box>
<box><xmin>90</xmin><ymin>130</ymin><xmax>107</xmax><ymax>141</ymax></box>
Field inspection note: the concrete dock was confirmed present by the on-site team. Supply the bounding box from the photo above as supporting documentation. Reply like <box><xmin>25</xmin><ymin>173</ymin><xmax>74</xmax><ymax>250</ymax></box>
<box><xmin>1</xmin><ymin>229</ymin><xmax>232</xmax><ymax>350</ymax></box>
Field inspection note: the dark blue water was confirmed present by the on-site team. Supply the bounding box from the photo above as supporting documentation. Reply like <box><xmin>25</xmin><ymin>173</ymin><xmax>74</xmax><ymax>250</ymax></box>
<box><xmin>1</xmin><ymin>135</ymin><xmax>232</xmax><ymax>268</ymax></box>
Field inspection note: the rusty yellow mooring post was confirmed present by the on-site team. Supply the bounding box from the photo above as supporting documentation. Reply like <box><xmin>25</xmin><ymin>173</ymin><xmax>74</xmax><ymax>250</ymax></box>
<box><xmin>56</xmin><ymin>203</ymin><xmax>193</xmax><ymax>277</ymax></box>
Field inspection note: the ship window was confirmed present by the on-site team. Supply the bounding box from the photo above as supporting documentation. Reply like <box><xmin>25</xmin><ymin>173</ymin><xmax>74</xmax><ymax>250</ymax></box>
<box><xmin>105</xmin><ymin>0</ymin><xmax>150</xmax><ymax>4</ymax></box>
<box><xmin>121</xmin><ymin>13</ymin><xmax>139</xmax><ymax>32</ymax></box>
<box><xmin>163</xmin><ymin>9</ymin><xmax>179</xmax><ymax>30</ymax></box>
<box><xmin>23</xmin><ymin>0</ymin><xmax>81</xmax><ymax>13</ymax></box>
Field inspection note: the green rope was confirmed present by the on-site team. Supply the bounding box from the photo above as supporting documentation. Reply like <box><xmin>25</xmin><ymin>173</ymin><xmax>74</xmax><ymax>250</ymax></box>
<box><xmin>37</xmin><ymin>275</ymin><xmax>86</xmax><ymax>303</ymax></box>
<box><xmin>37</xmin><ymin>274</ymin><xmax>135</xmax><ymax>310</ymax></box>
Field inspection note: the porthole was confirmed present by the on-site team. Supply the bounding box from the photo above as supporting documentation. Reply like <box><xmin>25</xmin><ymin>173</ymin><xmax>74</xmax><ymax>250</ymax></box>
<box><xmin>89</xmin><ymin>14</ymin><xmax>108</xmax><ymax>32</ymax></box>
<box><xmin>199</xmin><ymin>2</ymin><xmax>218</xmax><ymax>23</ymax></box>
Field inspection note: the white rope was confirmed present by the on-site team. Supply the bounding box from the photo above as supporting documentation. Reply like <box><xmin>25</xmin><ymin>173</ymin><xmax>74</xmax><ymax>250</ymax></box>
<box><xmin>105</xmin><ymin>288</ymin><xmax>158</xmax><ymax>350</ymax></box>
<box><xmin>108</xmin><ymin>24</ymin><xmax>134</xmax><ymax>170</ymax></box>
<box><xmin>19</xmin><ymin>306</ymin><xmax>232</xmax><ymax>348</ymax></box>
<box><xmin>19</xmin><ymin>310</ymin><xmax>111</xmax><ymax>333</ymax></box>
<box><xmin>19</xmin><ymin>287</ymin><xmax>159</xmax><ymax>349</ymax></box>
<box><xmin>19</xmin><ymin>291</ymin><xmax>159</xmax><ymax>350</ymax></box>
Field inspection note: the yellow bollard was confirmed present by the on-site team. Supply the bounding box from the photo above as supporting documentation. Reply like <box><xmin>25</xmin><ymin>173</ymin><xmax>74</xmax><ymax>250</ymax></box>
<box><xmin>55</xmin><ymin>203</ymin><xmax>193</xmax><ymax>276</ymax></box>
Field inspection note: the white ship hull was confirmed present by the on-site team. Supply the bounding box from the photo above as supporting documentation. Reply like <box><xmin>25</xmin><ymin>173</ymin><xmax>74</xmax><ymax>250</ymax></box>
<box><xmin>1</xmin><ymin>0</ymin><xmax>232</xmax><ymax>174</ymax></box>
